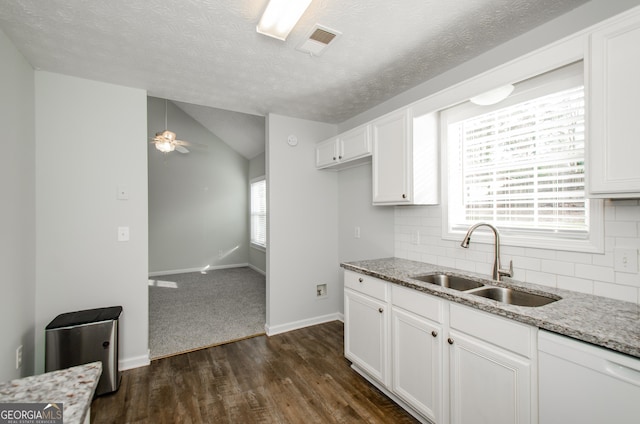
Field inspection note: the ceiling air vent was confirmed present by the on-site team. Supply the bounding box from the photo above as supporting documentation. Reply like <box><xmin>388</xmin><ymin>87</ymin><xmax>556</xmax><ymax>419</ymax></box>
<box><xmin>297</xmin><ymin>25</ymin><xmax>342</xmax><ymax>56</ymax></box>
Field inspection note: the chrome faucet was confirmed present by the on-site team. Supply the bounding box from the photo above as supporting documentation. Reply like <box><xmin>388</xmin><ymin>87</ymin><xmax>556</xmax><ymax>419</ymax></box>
<box><xmin>461</xmin><ymin>223</ymin><xmax>513</xmax><ymax>281</ymax></box>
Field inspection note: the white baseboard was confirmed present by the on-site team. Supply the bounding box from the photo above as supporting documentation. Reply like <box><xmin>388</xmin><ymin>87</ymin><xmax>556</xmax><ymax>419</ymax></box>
<box><xmin>265</xmin><ymin>312</ymin><xmax>342</xmax><ymax>336</ymax></box>
<box><xmin>119</xmin><ymin>351</ymin><xmax>150</xmax><ymax>371</ymax></box>
<box><xmin>247</xmin><ymin>263</ymin><xmax>266</xmax><ymax>276</ymax></box>
<box><xmin>148</xmin><ymin>263</ymin><xmax>250</xmax><ymax>277</ymax></box>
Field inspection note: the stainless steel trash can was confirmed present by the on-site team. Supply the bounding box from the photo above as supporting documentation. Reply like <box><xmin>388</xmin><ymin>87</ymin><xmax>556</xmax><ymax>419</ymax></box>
<box><xmin>45</xmin><ymin>306</ymin><xmax>123</xmax><ymax>396</ymax></box>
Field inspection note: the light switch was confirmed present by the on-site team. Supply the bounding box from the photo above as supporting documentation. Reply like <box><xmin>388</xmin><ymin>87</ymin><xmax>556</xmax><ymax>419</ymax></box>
<box><xmin>614</xmin><ymin>248</ymin><xmax>638</xmax><ymax>273</ymax></box>
<box><xmin>118</xmin><ymin>226</ymin><xmax>130</xmax><ymax>242</ymax></box>
<box><xmin>354</xmin><ymin>226</ymin><xmax>361</xmax><ymax>239</ymax></box>
<box><xmin>117</xmin><ymin>185</ymin><xmax>129</xmax><ymax>200</ymax></box>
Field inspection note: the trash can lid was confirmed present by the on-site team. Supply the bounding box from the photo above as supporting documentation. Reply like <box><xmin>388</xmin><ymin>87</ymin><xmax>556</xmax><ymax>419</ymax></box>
<box><xmin>46</xmin><ymin>306</ymin><xmax>123</xmax><ymax>329</ymax></box>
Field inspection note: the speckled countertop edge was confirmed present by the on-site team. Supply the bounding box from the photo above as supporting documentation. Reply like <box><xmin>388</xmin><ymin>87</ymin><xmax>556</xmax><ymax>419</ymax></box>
<box><xmin>342</xmin><ymin>257</ymin><xmax>640</xmax><ymax>359</ymax></box>
<box><xmin>0</xmin><ymin>361</ymin><xmax>102</xmax><ymax>424</ymax></box>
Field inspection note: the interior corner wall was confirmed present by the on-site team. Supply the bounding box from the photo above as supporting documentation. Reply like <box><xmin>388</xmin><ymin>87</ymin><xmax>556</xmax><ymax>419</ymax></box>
<box><xmin>147</xmin><ymin>97</ymin><xmax>249</xmax><ymax>274</ymax></box>
<box><xmin>249</xmin><ymin>152</ymin><xmax>266</xmax><ymax>274</ymax></box>
<box><xmin>266</xmin><ymin>114</ymin><xmax>338</xmax><ymax>332</ymax></box>
<box><xmin>0</xmin><ymin>28</ymin><xmax>36</xmax><ymax>381</ymax></box>
<box><xmin>34</xmin><ymin>72</ymin><xmax>149</xmax><ymax>373</ymax></box>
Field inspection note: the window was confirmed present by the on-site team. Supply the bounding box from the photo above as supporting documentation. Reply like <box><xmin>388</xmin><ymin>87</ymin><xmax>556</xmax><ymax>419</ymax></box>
<box><xmin>250</xmin><ymin>177</ymin><xmax>267</xmax><ymax>249</ymax></box>
<box><xmin>442</xmin><ymin>62</ymin><xmax>603</xmax><ymax>252</ymax></box>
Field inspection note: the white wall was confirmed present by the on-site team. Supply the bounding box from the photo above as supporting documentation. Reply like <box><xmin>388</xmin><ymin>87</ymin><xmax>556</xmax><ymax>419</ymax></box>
<box><xmin>35</xmin><ymin>72</ymin><xmax>149</xmax><ymax>373</ymax></box>
<box><xmin>0</xmin><ymin>28</ymin><xmax>36</xmax><ymax>381</ymax></box>
<box><xmin>147</xmin><ymin>97</ymin><xmax>249</xmax><ymax>274</ymax></box>
<box><xmin>249</xmin><ymin>152</ymin><xmax>266</xmax><ymax>274</ymax></box>
<box><xmin>266</xmin><ymin>114</ymin><xmax>339</xmax><ymax>333</ymax></box>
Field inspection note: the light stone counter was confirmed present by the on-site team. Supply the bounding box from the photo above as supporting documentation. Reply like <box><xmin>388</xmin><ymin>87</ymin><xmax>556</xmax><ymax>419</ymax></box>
<box><xmin>0</xmin><ymin>361</ymin><xmax>101</xmax><ymax>424</ymax></box>
<box><xmin>342</xmin><ymin>257</ymin><xmax>640</xmax><ymax>358</ymax></box>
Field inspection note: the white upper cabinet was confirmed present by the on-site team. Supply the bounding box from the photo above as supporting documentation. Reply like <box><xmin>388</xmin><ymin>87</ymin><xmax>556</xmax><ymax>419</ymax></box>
<box><xmin>315</xmin><ymin>125</ymin><xmax>371</xmax><ymax>169</ymax></box>
<box><xmin>372</xmin><ymin>107</ymin><xmax>439</xmax><ymax>205</ymax></box>
<box><xmin>588</xmin><ymin>8</ymin><xmax>640</xmax><ymax>197</ymax></box>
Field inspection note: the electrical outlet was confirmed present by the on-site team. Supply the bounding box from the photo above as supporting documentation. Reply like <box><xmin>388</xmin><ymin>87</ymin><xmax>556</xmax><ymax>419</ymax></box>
<box><xmin>16</xmin><ymin>345</ymin><xmax>22</xmax><ymax>369</ymax></box>
<box><xmin>316</xmin><ymin>284</ymin><xmax>327</xmax><ymax>298</ymax></box>
<box><xmin>614</xmin><ymin>248</ymin><xmax>639</xmax><ymax>273</ymax></box>
<box><xmin>411</xmin><ymin>230</ymin><xmax>420</xmax><ymax>245</ymax></box>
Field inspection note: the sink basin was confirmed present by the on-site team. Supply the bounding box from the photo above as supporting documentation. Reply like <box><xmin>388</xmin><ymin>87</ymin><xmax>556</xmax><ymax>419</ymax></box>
<box><xmin>412</xmin><ymin>273</ymin><xmax>485</xmax><ymax>291</ymax></box>
<box><xmin>467</xmin><ymin>287</ymin><xmax>559</xmax><ymax>307</ymax></box>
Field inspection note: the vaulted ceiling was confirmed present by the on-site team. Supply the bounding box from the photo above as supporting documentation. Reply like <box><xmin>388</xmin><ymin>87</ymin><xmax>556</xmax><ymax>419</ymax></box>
<box><xmin>0</xmin><ymin>0</ymin><xmax>588</xmax><ymax>158</ymax></box>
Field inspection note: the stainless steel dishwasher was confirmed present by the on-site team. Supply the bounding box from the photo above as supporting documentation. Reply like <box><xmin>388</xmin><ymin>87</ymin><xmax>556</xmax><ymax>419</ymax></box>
<box><xmin>538</xmin><ymin>330</ymin><xmax>640</xmax><ymax>424</ymax></box>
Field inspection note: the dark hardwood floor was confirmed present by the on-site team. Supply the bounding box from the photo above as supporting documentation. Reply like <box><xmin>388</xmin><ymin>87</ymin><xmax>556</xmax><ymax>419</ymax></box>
<box><xmin>91</xmin><ymin>321</ymin><xmax>419</xmax><ymax>423</ymax></box>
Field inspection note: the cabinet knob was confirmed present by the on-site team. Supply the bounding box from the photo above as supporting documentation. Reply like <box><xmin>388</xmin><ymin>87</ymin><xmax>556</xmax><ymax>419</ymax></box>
<box><xmin>448</xmin><ymin>338</ymin><xmax>454</xmax><ymax>345</ymax></box>
<box><xmin>333</xmin><ymin>156</ymin><xmax>336</xmax><ymax>160</ymax></box>
<box><xmin>378</xmin><ymin>307</ymin><xmax>384</xmax><ymax>313</ymax></box>
<box><xmin>402</xmin><ymin>194</ymin><xmax>407</xmax><ymax>199</ymax></box>
<box><xmin>339</xmin><ymin>155</ymin><xmax>342</xmax><ymax>159</ymax></box>
<box><xmin>358</xmin><ymin>277</ymin><xmax>363</xmax><ymax>283</ymax></box>
<box><xmin>431</xmin><ymin>331</ymin><xmax>438</xmax><ymax>338</ymax></box>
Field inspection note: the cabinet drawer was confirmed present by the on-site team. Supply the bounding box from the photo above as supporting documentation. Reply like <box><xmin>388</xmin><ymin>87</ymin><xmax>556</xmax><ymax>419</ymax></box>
<box><xmin>450</xmin><ymin>304</ymin><xmax>534</xmax><ymax>358</ymax></box>
<box><xmin>344</xmin><ymin>271</ymin><xmax>388</xmax><ymax>301</ymax></box>
<box><xmin>392</xmin><ymin>284</ymin><xmax>443</xmax><ymax>323</ymax></box>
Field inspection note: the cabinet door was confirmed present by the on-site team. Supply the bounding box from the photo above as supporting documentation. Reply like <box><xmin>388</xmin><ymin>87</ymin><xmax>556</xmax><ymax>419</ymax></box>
<box><xmin>589</xmin><ymin>10</ymin><xmax>640</xmax><ymax>196</ymax></box>
<box><xmin>372</xmin><ymin>109</ymin><xmax>412</xmax><ymax>204</ymax></box>
<box><xmin>449</xmin><ymin>330</ymin><xmax>531</xmax><ymax>424</ymax></box>
<box><xmin>344</xmin><ymin>289</ymin><xmax>389</xmax><ymax>386</ymax></box>
<box><xmin>392</xmin><ymin>307</ymin><xmax>442</xmax><ymax>423</ymax></box>
<box><xmin>316</xmin><ymin>138</ymin><xmax>338</xmax><ymax>168</ymax></box>
<box><xmin>340</xmin><ymin>125</ymin><xmax>371</xmax><ymax>162</ymax></box>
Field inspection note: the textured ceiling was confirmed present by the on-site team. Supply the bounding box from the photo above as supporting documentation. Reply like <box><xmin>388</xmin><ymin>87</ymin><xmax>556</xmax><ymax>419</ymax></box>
<box><xmin>0</xmin><ymin>0</ymin><xmax>588</xmax><ymax>158</ymax></box>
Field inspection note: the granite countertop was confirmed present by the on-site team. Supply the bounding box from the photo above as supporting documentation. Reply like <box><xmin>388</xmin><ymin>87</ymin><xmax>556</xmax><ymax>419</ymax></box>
<box><xmin>0</xmin><ymin>361</ymin><xmax>102</xmax><ymax>424</ymax></box>
<box><xmin>342</xmin><ymin>257</ymin><xmax>640</xmax><ymax>359</ymax></box>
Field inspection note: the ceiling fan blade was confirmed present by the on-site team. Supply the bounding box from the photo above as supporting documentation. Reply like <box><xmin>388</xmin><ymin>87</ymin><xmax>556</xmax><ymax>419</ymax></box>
<box><xmin>175</xmin><ymin>145</ymin><xmax>189</xmax><ymax>154</ymax></box>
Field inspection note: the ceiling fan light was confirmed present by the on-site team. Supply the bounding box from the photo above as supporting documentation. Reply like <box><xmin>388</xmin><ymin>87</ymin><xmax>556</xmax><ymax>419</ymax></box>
<box><xmin>257</xmin><ymin>0</ymin><xmax>313</xmax><ymax>41</ymax></box>
<box><xmin>155</xmin><ymin>140</ymin><xmax>175</xmax><ymax>153</ymax></box>
<box><xmin>470</xmin><ymin>84</ymin><xmax>515</xmax><ymax>106</ymax></box>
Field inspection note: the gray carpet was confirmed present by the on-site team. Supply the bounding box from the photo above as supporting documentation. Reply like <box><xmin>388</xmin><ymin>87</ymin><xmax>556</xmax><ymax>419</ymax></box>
<box><xmin>148</xmin><ymin>267</ymin><xmax>266</xmax><ymax>359</ymax></box>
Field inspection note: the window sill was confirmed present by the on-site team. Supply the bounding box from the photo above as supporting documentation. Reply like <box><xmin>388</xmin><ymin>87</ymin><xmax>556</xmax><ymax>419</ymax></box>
<box><xmin>251</xmin><ymin>243</ymin><xmax>266</xmax><ymax>253</ymax></box>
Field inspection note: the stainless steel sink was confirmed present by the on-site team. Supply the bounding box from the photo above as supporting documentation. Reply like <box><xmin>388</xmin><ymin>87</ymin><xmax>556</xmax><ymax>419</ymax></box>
<box><xmin>411</xmin><ymin>273</ymin><xmax>485</xmax><ymax>291</ymax></box>
<box><xmin>466</xmin><ymin>286</ymin><xmax>559</xmax><ymax>307</ymax></box>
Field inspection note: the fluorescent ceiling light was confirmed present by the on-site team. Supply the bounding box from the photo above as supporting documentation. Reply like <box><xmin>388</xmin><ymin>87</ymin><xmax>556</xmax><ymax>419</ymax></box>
<box><xmin>470</xmin><ymin>84</ymin><xmax>515</xmax><ymax>106</ymax></box>
<box><xmin>257</xmin><ymin>0</ymin><xmax>313</xmax><ymax>41</ymax></box>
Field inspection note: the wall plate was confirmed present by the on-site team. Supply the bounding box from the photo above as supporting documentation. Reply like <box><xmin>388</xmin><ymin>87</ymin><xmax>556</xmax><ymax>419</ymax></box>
<box><xmin>287</xmin><ymin>135</ymin><xmax>298</xmax><ymax>146</ymax></box>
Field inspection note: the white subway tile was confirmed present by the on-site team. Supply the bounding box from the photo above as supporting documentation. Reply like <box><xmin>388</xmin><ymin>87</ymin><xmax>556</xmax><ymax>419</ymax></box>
<box><xmin>421</xmin><ymin>253</ymin><xmax>438</xmax><ymax>265</ymax></box>
<box><xmin>524</xmin><ymin>248</ymin><xmax>557</xmax><ymax>260</ymax></box>
<box><xmin>557</xmin><ymin>276</ymin><xmax>594</xmax><ymax>294</ymax></box>
<box><xmin>437</xmin><ymin>256</ymin><xmax>456</xmax><ymax>268</ymax></box>
<box><xmin>510</xmin><ymin>255</ymin><xmax>542</xmax><ymax>271</ymax></box>
<box><xmin>454</xmin><ymin>259</ymin><xmax>477</xmax><ymax>273</ymax></box>
<box><xmin>541</xmin><ymin>259</ymin><xmax>574</xmax><ymax>276</ymax></box>
<box><xmin>615</xmin><ymin>204</ymin><xmax>640</xmax><ymax>221</ymax></box>
<box><xmin>614</xmin><ymin>272</ymin><xmax>640</xmax><ymax>288</ymax></box>
<box><xmin>605</xmin><ymin>221</ymin><xmax>638</xmax><ymax>238</ymax></box>
<box><xmin>524</xmin><ymin>270</ymin><xmax>557</xmax><ymax>288</ymax></box>
<box><xmin>593</xmin><ymin>282</ymin><xmax>638</xmax><ymax>303</ymax></box>
<box><xmin>556</xmin><ymin>251</ymin><xmax>592</xmax><ymax>264</ymax></box>
<box><xmin>575</xmin><ymin>263</ymin><xmax>615</xmax><ymax>283</ymax></box>
<box><xmin>591</xmin><ymin>252</ymin><xmax>614</xmax><ymax>268</ymax></box>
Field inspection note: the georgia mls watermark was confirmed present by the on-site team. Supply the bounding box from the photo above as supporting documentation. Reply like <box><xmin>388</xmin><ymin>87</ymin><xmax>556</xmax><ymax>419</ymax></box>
<box><xmin>0</xmin><ymin>403</ymin><xmax>63</xmax><ymax>424</ymax></box>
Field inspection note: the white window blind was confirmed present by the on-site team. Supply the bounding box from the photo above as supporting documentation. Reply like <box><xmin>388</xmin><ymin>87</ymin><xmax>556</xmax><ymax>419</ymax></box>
<box><xmin>441</xmin><ymin>62</ymin><xmax>603</xmax><ymax>252</ymax></box>
<box><xmin>454</xmin><ymin>86</ymin><xmax>587</xmax><ymax>235</ymax></box>
<box><xmin>250</xmin><ymin>178</ymin><xmax>266</xmax><ymax>248</ymax></box>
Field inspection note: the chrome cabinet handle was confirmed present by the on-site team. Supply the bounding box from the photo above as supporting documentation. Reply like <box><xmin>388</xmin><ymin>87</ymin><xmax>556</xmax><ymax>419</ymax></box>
<box><xmin>431</xmin><ymin>331</ymin><xmax>438</xmax><ymax>337</ymax></box>
<box><xmin>448</xmin><ymin>338</ymin><xmax>454</xmax><ymax>345</ymax></box>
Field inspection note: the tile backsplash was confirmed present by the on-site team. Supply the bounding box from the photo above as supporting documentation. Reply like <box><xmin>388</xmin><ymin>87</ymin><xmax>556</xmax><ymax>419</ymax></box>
<box><xmin>395</xmin><ymin>199</ymin><xmax>640</xmax><ymax>305</ymax></box>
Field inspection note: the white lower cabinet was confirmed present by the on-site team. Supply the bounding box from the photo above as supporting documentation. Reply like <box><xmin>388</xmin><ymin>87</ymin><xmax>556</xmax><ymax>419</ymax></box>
<box><xmin>344</xmin><ymin>271</ymin><xmax>538</xmax><ymax>424</ymax></box>
<box><xmin>344</xmin><ymin>272</ymin><xmax>389</xmax><ymax>386</ymax></box>
<box><xmin>392</xmin><ymin>306</ymin><xmax>442</xmax><ymax>423</ymax></box>
<box><xmin>448</xmin><ymin>329</ymin><xmax>532</xmax><ymax>424</ymax></box>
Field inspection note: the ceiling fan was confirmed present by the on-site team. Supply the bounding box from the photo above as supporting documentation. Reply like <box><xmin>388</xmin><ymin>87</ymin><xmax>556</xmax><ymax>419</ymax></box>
<box><xmin>152</xmin><ymin>100</ymin><xmax>190</xmax><ymax>154</ymax></box>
